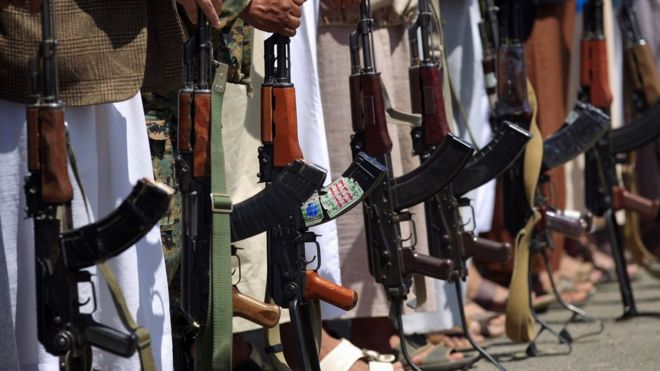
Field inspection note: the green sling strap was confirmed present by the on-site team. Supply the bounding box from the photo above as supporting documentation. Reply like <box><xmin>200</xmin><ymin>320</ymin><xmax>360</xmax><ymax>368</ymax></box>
<box><xmin>504</xmin><ymin>79</ymin><xmax>543</xmax><ymax>343</ymax></box>
<box><xmin>195</xmin><ymin>62</ymin><xmax>234</xmax><ymax>371</ymax></box>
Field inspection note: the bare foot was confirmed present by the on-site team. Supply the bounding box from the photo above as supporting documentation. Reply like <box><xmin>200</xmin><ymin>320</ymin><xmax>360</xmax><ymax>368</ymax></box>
<box><xmin>320</xmin><ymin>329</ymin><xmax>405</xmax><ymax>371</ymax></box>
<box><xmin>389</xmin><ymin>334</ymin><xmax>464</xmax><ymax>366</ymax></box>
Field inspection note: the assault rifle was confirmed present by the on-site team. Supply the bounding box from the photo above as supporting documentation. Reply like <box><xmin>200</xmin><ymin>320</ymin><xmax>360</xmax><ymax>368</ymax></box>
<box><xmin>613</xmin><ymin>0</ymin><xmax>660</xmax><ymax>153</ymax></box>
<box><xmin>26</xmin><ymin>0</ymin><xmax>173</xmax><ymax>367</ymax></box>
<box><xmin>175</xmin><ymin>13</ymin><xmax>283</xmax><ymax>370</ymax></box>
<box><xmin>579</xmin><ymin>0</ymin><xmax>659</xmax><ymax>318</ymax></box>
<box><xmin>495</xmin><ymin>0</ymin><xmax>533</xmax><ymax>235</ymax></box>
<box><xmin>407</xmin><ymin>2</ymin><xmax>511</xmax><ymax>368</ymax></box>
<box><xmin>477</xmin><ymin>0</ymin><xmax>500</xmax><ymax>107</ymax></box>
<box><xmin>350</xmin><ymin>1</ymin><xmax>474</xmax><ymax>369</ymax></box>
<box><xmin>261</xmin><ymin>34</ymin><xmax>371</xmax><ymax>371</ymax></box>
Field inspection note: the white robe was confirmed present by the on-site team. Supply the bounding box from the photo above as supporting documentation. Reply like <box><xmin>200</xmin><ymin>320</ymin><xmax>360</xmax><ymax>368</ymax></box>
<box><xmin>402</xmin><ymin>0</ymin><xmax>495</xmax><ymax>334</ymax></box>
<box><xmin>290</xmin><ymin>0</ymin><xmax>343</xmax><ymax>320</ymax></box>
<box><xmin>0</xmin><ymin>93</ymin><xmax>172</xmax><ymax>370</ymax></box>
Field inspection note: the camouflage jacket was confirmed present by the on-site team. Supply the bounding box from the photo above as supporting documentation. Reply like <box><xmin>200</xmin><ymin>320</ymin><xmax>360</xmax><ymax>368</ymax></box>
<box><xmin>214</xmin><ymin>0</ymin><xmax>254</xmax><ymax>86</ymax></box>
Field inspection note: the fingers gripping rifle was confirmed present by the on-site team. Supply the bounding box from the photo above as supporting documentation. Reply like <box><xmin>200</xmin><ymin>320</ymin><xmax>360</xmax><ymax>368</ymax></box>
<box><xmin>26</xmin><ymin>1</ymin><xmax>172</xmax><ymax>367</ymax></box>
<box><xmin>261</xmin><ymin>34</ymin><xmax>362</xmax><ymax>371</ymax></box>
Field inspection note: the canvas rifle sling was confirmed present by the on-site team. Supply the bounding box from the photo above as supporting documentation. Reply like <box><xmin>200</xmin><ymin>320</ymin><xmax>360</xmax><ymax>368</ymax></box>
<box><xmin>67</xmin><ymin>137</ymin><xmax>156</xmax><ymax>370</ymax></box>
<box><xmin>504</xmin><ymin>79</ymin><xmax>542</xmax><ymax>343</ymax></box>
<box><xmin>195</xmin><ymin>63</ymin><xmax>233</xmax><ymax>371</ymax></box>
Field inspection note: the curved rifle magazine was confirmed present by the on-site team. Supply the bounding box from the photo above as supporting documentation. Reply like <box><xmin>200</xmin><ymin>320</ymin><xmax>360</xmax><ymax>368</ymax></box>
<box><xmin>610</xmin><ymin>100</ymin><xmax>660</xmax><ymax>154</ymax></box>
<box><xmin>391</xmin><ymin>134</ymin><xmax>473</xmax><ymax>211</ymax></box>
<box><xmin>230</xmin><ymin>160</ymin><xmax>327</xmax><ymax>242</ymax></box>
<box><xmin>452</xmin><ymin>121</ymin><xmax>530</xmax><ymax>197</ymax></box>
<box><xmin>542</xmin><ymin>102</ymin><xmax>610</xmax><ymax>170</ymax></box>
<box><xmin>61</xmin><ymin>179</ymin><xmax>173</xmax><ymax>269</ymax></box>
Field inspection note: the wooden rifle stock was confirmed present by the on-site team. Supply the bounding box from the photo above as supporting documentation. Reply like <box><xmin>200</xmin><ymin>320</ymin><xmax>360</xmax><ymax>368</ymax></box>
<box><xmin>272</xmin><ymin>87</ymin><xmax>303</xmax><ymax>167</ymax></box>
<box><xmin>624</xmin><ymin>44</ymin><xmax>660</xmax><ymax>107</ymax></box>
<box><xmin>232</xmin><ymin>286</ymin><xmax>281</xmax><ymax>328</ymax></box>
<box><xmin>192</xmin><ymin>93</ymin><xmax>211</xmax><ymax>177</ymax></box>
<box><xmin>400</xmin><ymin>248</ymin><xmax>454</xmax><ymax>281</ymax></box>
<box><xmin>417</xmin><ymin>67</ymin><xmax>450</xmax><ymax>145</ymax></box>
<box><xmin>581</xmin><ymin>39</ymin><xmax>613</xmax><ymax>110</ymax></box>
<box><xmin>538</xmin><ymin>208</ymin><xmax>590</xmax><ymax>239</ymax></box>
<box><xmin>27</xmin><ymin>106</ymin><xmax>73</xmax><ymax>203</ymax></box>
<box><xmin>358</xmin><ymin>74</ymin><xmax>392</xmax><ymax>156</ymax></box>
<box><xmin>350</xmin><ymin>75</ymin><xmax>364</xmax><ymax>132</ymax></box>
<box><xmin>460</xmin><ymin>232</ymin><xmax>511</xmax><ymax>263</ymax></box>
<box><xmin>178</xmin><ymin>91</ymin><xmax>193</xmax><ymax>152</ymax></box>
<box><xmin>612</xmin><ymin>186</ymin><xmax>660</xmax><ymax>220</ymax></box>
<box><xmin>495</xmin><ymin>45</ymin><xmax>532</xmax><ymax>126</ymax></box>
<box><xmin>304</xmin><ymin>271</ymin><xmax>358</xmax><ymax>311</ymax></box>
<box><xmin>261</xmin><ymin>85</ymin><xmax>274</xmax><ymax>143</ymax></box>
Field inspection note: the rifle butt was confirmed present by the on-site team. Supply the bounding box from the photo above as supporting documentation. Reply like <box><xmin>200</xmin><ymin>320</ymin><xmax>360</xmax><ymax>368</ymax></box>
<box><xmin>461</xmin><ymin>232</ymin><xmax>511</xmax><ymax>263</ymax></box>
<box><xmin>400</xmin><ymin>248</ymin><xmax>454</xmax><ymax>281</ymax></box>
<box><xmin>32</xmin><ymin>106</ymin><xmax>73</xmax><ymax>204</ymax></box>
<box><xmin>272</xmin><ymin>87</ymin><xmax>303</xmax><ymax>166</ymax></box>
<box><xmin>612</xmin><ymin>186</ymin><xmax>659</xmax><ymax>220</ymax></box>
<box><xmin>304</xmin><ymin>271</ymin><xmax>358</xmax><ymax>311</ymax></box>
<box><xmin>177</xmin><ymin>90</ymin><xmax>193</xmax><ymax>152</ymax></box>
<box><xmin>233</xmin><ymin>286</ymin><xmax>281</xmax><ymax>328</ymax></box>
<box><xmin>581</xmin><ymin>39</ymin><xmax>613</xmax><ymax>109</ymax></box>
<box><xmin>418</xmin><ymin>66</ymin><xmax>449</xmax><ymax>144</ymax></box>
<box><xmin>359</xmin><ymin>74</ymin><xmax>392</xmax><ymax>156</ymax></box>
<box><xmin>192</xmin><ymin>92</ymin><xmax>211</xmax><ymax>178</ymax></box>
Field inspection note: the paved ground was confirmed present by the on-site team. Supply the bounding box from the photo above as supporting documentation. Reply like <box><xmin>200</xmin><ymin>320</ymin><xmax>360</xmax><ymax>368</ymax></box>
<box><xmin>244</xmin><ymin>271</ymin><xmax>660</xmax><ymax>370</ymax></box>
<box><xmin>475</xmin><ymin>271</ymin><xmax>660</xmax><ymax>370</ymax></box>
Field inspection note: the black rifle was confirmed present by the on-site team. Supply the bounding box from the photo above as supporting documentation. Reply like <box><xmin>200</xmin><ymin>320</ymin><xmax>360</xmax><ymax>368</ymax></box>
<box><xmin>261</xmin><ymin>34</ymin><xmax>382</xmax><ymax>371</ymax></box>
<box><xmin>408</xmin><ymin>2</ymin><xmax>512</xmax><ymax>368</ymax></box>
<box><xmin>579</xmin><ymin>0</ymin><xmax>657</xmax><ymax>318</ymax></box>
<box><xmin>26</xmin><ymin>0</ymin><xmax>173</xmax><ymax>367</ymax></box>
<box><xmin>349</xmin><ymin>1</ymin><xmax>474</xmax><ymax>369</ymax></box>
<box><xmin>477</xmin><ymin>0</ymin><xmax>500</xmax><ymax>106</ymax></box>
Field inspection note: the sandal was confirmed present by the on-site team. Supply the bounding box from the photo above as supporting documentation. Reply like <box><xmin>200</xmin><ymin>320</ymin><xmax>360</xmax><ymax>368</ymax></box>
<box><xmin>320</xmin><ymin>339</ymin><xmax>396</xmax><ymax>371</ymax></box>
<box><xmin>397</xmin><ymin>335</ymin><xmax>479</xmax><ymax>371</ymax></box>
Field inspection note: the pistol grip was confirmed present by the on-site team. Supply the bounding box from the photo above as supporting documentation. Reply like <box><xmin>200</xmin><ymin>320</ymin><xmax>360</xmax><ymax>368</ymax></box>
<box><xmin>81</xmin><ymin>315</ymin><xmax>138</xmax><ymax>358</ymax></box>
<box><xmin>304</xmin><ymin>271</ymin><xmax>358</xmax><ymax>311</ymax></box>
<box><xmin>612</xmin><ymin>186</ymin><xmax>660</xmax><ymax>220</ymax></box>
<box><xmin>178</xmin><ymin>91</ymin><xmax>193</xmax><ymax>152</ymax></box>
<box><xmin>272</xmin><ymin>87</ymin><xmax>303</xmax><ymax>166</ymax></box>
<box><xmin>233</xmin><ymin>286</ymin><xmax>281</xmax><ymax>328</ymax></box>
<box><xmin>460</xmin><ymin>232</ymin><xmax>511</xmax><ymax>263</ymax></box>
<box><xmin>192</xmin><ymin>93</ymin><xmax>211</xmax><ymax>178</ymax></box>
<box><xmin>400</xmin><ymin>248</ymin><xmax>453</xmax><ymax>281</ymax></box>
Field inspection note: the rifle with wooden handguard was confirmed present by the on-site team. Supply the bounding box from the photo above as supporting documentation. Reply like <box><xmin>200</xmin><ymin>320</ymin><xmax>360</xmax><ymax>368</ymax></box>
<box><xmin>477</xmin><ymin>0</ymin><xmax>500</xmax><ymax>107</ymax></box>
<box><xmin>350</xmin><ymin>1</ymin><xmax>473</xmax><ymax>368</ymax></box>
<box><xmin>175</xmin><ymin>17</ymin><xmax>282</xmax><ymax>370</ymax></box>
<box><xmin>579</xmin><ymin>0</ymin><xmax>641</xmax><ymax>318</ymax></box>
<box><xmin>495</xmin><ymin>0</ymin><xmax>534</xmax><ymax>235</ymax></box>
<box><xmin>261</xmin><ymin>33</ymin><xmax>361</xmax><ymax>371</ymax></box>
<box><xmin>407</xmin><ymin>0</ymin><xmax>512</xmax><ymax>275</ymax></box>
<box><xmin>26</xmin><ymin>0</ymin><xmax>173</xmax><ymax>365</ymax></box>
<box><xmin>612</xmin><ymin>0</ymin><xmax>660</xmax><ymax>157</ymax></box>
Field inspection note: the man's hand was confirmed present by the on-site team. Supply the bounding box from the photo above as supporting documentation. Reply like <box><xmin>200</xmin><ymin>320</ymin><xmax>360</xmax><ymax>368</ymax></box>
<box><xmin>177</xmin><ymin>0</ymin><xmax>223</xmax><ymax>28</ymax></box>
<box><xmin>240</xmin><ymin>0</ymin><xmax>304</xmax><ymax>37</ymax></box>
<box><xmin>0</xmin><ymin>0</ymin><xmax>42</xmax><ymax>13</ymax></box>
